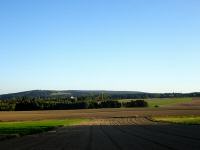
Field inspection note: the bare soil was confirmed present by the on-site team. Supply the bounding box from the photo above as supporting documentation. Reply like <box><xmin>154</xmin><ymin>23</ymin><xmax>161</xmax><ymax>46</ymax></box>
<box><xmin>0</xmin><ymin>106</ymin><xmax>200</xmax><ymax>122</ymax></box>
<box><xmin>0</xmin><ymin>117</ymin><xmax>200</xmax><ymax>150</ymax></box>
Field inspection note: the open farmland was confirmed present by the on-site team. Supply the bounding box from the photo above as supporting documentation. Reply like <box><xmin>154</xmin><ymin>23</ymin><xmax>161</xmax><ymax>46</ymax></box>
<box><xmin>0</xmin><ymin>119</ymin><xmax>88</xmax><ymax>136</ymax></box>
<box><xmin>0</xmin><ymin>107</ymin><xmax>200</xmax><ymax>122</ymax></box>
<box><xmin>119</xmin><ymin>97</ymin><xmax>193</xmax><ymax>108</ymax></box>
<box><xmin>154</xmin><ymin>116</ymin><xmax>200</xmax><ymax>125</ymax></box>
<box><xmin>0</xmin><ymin>117</ymin><xmax>200</xmax><ymax>150</ymax></box>
<box><xmin>0</xmin><ymin>98</ymin><xmax>199</xmax><ymax>150</ymax></box>
<box><xmin>147</xmin><ymin>98</ymin><xmax>192</xmax><ymax>107</ymax></box>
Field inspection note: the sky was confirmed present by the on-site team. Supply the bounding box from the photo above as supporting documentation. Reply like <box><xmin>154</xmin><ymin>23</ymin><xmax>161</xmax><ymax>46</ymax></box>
<box><xmin>0</xmin><ymin>0</ymin><xmax>200</xmax><ymax>94</ymax></box>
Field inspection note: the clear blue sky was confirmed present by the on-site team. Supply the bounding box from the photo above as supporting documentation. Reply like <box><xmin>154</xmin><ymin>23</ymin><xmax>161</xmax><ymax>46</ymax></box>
<box><xmin>0</xmin><ymin>0</ymin><xmax>200</xmax><ymax>94</ymax></box>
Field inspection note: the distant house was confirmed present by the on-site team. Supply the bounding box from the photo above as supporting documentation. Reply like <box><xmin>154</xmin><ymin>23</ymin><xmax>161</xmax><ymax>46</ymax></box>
<box><xmin>70</xmin><ymin>96</ymin><xmax>77</xmax><ymax>101</ymax></box>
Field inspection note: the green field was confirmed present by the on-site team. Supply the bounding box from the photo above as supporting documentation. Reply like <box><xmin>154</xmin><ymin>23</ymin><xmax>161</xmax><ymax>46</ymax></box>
<box><xmin>147</xmin><ymin>98</ymin><xmax>192</xmax><ymax>107</ymax></box>
<box><xmin>119</xmin><ymin>98</ymin><xmax>192</xmax><ymax>108</ymax></box>
<box><xmin>154</xmin><ymin>116</ymin><xmax>200</xmax><ymax>125</ymax></box>
<box><xmin>0</xmin><ymin>119</ymin><xmax>88</xmax><ymax>136</ymax></box>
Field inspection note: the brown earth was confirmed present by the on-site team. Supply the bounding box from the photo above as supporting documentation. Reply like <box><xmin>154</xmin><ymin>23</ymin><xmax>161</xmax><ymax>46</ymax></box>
<box><xmin>0</xmin><ymin>117</ymin><xmax>200</xmax><ymax>150</ymax></box>
<box><xmin>0</xmin><ymin>107</ymin><xmax>200</xmax><ymax>122</ymax></box>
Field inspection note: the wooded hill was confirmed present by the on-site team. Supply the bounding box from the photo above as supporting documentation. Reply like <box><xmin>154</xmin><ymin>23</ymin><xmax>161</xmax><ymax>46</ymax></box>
<box><xmin>0</xmin><ymin>90</ymin><xmax>199</xmax><ymax>100</ymax></box>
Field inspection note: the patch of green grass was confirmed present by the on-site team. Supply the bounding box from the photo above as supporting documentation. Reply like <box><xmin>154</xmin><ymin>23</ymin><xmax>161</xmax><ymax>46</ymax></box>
<box><xmin>147</xmin><ymin>98</ymin><xmax>192</xmax><ymax>108</ymax></box>
<box><xmin>0</xmin><ymin>118</ymin><xmax>89</xmax><ymax>136</ymax></box>
<box><xmin>153</xmin><ymin>116</ymin><xmax>200</xmax><ymax>125</ymax></box>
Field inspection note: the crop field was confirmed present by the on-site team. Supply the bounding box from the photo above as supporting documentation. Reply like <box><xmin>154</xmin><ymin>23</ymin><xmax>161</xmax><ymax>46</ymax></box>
<box><xmin>119</xmin><ymin>97</ymin><xmax>192</xmax><ymax>107</ymax></box>
<box><xmin>147</xmin><ymin>97</ymin><xmax>192</xmax><ymax>107</ymax></box>
<box><xmin>0</xmin><ymin>98</ymin><xmax>199</xmax><ymax>150</ymax></box>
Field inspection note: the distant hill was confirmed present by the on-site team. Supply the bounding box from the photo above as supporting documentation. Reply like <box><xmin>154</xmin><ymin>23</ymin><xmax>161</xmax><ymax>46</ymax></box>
<box><xmin>0</xmin><ymin>90</ymin><xmax>145</xmax><ymax>100</ymax></box>
<box><xmin>0</xmin><ymin>90</ymin><xmax>199</xmax><ymax>100</ymax></box>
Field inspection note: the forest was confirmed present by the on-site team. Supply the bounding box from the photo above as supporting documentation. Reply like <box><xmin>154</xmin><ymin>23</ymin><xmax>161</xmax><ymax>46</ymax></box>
<box><xmin>0</xmin><ymin>98</ymin><xmax>148</xmax><ymax>111</ymax></box>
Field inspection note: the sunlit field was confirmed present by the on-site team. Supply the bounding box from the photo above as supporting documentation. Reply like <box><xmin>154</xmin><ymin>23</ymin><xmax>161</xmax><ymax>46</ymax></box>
<box><xmin>0</xmin><ymin>119</ymin><xmax>88</xmax><ymax>135</ymax></box>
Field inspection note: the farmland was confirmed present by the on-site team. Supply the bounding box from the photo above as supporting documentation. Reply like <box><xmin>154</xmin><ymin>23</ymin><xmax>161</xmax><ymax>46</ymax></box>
<box><xmin>0</xmin><ymin>98</ymin><xmax>199</xmax><ymax>150</ymax></box>
<box><xmin>119</xmin><ymin>97</ymin><xmax>192</xmax><ymax>107</ymax></box>
<box><xmin>154</xmin><ymin>116</ymin><xmax>200</xmax><ymax>125</ymax></box>
<box><xmin>147</xmin><ymin>97</ymin><xmax>192</xmax><ymax>107</ymax></box>
<box><xmin>0</xmin><ymin>119</ymin><xmax>88</xmax><ymax>135</ymax></box>
<box><xmin>0</xmin><ymin>117</ymin><xmax>200</xmax><ymax>150</ymax></box>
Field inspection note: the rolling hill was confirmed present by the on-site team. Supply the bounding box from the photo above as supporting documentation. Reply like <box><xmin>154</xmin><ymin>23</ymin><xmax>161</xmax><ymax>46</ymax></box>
<box><xmin>0</xmin><ymin>90</ymin><xmax>145</xmax><ymax>100</ymax></box>
<box><xmin>0</xmin><ymin>90</ymin><xmax>199</xmax><ymax>100</ymax></box>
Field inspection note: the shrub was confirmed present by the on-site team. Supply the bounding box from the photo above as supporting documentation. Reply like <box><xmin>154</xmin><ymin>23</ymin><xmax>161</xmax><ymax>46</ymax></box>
<box><xmin>124</xmin><ymin>100</ymin><xmax>148</xmax><ymax>107</ymax></box>
<box><xmin>100</xmin><ymin>101</ymin><xmax>121</xmax><ymax>108</ymax></box>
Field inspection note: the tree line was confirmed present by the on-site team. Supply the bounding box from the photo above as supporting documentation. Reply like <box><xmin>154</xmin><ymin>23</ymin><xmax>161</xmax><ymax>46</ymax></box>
<box><xmin>0</xmin><ymin>98</ymin><xmax>148</xmax><ymax>111</ymax></box>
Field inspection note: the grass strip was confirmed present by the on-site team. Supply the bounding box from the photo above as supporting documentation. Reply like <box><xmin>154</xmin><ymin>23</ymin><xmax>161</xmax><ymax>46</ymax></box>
<box><xmin>0</xmin><ymin>118</ymin><xmax>89</xmax><ymax>136</ymax></box>
<box><xmin>153</xmin><ymin>116</ymin><xmax>200</xmax><ymax>125</ymax></box>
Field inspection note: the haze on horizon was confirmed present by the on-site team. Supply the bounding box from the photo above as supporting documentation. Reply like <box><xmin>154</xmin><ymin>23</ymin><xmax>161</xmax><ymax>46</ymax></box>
<box><xmin>0</xmin><ymin>0</ymin><xmax>200</xmax><ymax>95</ymax></box>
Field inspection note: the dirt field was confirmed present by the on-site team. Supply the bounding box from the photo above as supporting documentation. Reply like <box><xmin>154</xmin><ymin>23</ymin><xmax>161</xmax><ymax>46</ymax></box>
<box><xmin>0</xmin><ymin>98</ymin><xmax>200</xmax><ymax>150</ymax></box>
<box><xmin>0</xmin><ymin>117</ymin><xmax>200</xmax><ymax>150</ymax></box>
<box><xmin>0</xmin><ymin>106</ymin><xmax>200</xmax><ymax>122</ymax></box>
<box><xmin>1</xmin><ymin>98</ymin><xmax>200</xmax><ymax>122</ymax></box>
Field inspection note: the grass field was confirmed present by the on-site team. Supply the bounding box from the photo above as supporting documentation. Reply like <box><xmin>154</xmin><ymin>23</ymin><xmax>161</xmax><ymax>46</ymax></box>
<box><xmin>147</xmin><ymin>98</ymin><xmax>192</xmax><ymax>107</ymax></box>
<box><xmin>0</xmin><ymin>119</ymin><xmax>88</xmax><ymax>135</ymax></box>
<box><xmin>119</xmin><ymin>97</ymin><xmax>192</xmax><ymax>107</ymax></box>
<box><xmin>154</xmin><ymin>116</ymin><xmax>200</xmax><ymax>125</ymax></box>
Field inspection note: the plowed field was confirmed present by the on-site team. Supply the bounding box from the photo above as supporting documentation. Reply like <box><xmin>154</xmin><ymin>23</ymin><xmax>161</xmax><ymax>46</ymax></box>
<box><xmin>0</xmin><ymin>117</ymin><xmax>200</xmax><ymax>150</ymax></box>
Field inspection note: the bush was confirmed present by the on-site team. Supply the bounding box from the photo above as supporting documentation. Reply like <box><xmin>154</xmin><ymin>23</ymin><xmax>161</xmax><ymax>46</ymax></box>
<box><xmin>124</xmin><ymin>100</ymin><xmax>148</xmax><ymax>108</ymax></box>
<box><xmin>100</xmin><ymin>101</ymin><xmax>121</xmax><ymax>108</ymax></box>
<box><xmin>15</xmin><ymin>100</ymin><xmax>40</xmax><ymax>111</ymax></box>
<box><xmin>154</xmin><ymin>105</ymin><xmax>159</xmax><ymax>108</ymax></box>
<box><xmin>88</xmin><ymin>101</ymin><xmax>99</xmax><ymax>109</ymax></box>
